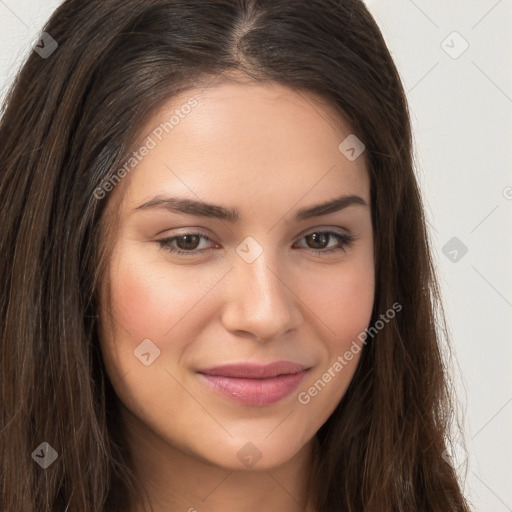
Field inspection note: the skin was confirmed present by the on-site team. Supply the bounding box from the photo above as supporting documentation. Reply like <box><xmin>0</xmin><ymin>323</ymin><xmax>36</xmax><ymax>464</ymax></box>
<box><xmin>99</xmin><ymin>78</ymin><xmax>375</xmax><ymax>512</ymax></box>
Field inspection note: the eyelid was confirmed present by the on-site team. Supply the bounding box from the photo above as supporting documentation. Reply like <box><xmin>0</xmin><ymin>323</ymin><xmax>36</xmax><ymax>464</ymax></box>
<box><xmin>156</xmin><ymin>226</ymin><xmax>356</xmax><ymax>256</ymax></box>
<box><xmin>156</xmin><ymin>231</ymin><xmax>215</xmax><ymax>254</ymax></box>
<box><xmin>157</xmin><ymin>225</ymin><xmax>350</xmax><ymax>241</ymax></box>
<box><xmin>296</xmin><ymin>225</ymin><xmax>351</xmax><ymax>239</ymax></box>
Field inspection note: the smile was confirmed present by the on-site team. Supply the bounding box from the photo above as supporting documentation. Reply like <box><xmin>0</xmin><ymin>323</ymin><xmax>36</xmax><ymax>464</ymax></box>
<box><xmin>197</xmin><ymin>361</ymin><xmax>310</xmax><ymax>407</ymax></box>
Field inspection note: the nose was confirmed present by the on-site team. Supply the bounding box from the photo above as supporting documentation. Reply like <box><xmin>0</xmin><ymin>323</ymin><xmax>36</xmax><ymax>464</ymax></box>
<box><xmin>220</xmin><ymin>253</ymin><xmax>302</xmax><ymax>342</ymax></box>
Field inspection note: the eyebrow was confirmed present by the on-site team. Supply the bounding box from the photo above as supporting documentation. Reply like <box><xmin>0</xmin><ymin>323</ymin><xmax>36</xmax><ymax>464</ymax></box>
<box><xmin>134</xmin><ymin>194</ymin><xmax>368</xmax><ymax>222</ymax></box>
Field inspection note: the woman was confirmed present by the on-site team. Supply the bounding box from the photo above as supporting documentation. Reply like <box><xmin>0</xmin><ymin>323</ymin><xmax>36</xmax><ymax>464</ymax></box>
<box><xmin>0</xmin><ymin>0</ymin><xmax>470</xmax><ymax>510</ymax></box>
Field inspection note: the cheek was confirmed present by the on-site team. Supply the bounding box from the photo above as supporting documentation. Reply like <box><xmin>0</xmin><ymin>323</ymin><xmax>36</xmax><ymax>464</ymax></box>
<box><xmin>108</xmin><ymin>249</ymin><xmax>208</xmax><ymax>340</ymax></box>
<box><xmin>292</xmin><ymin>254</ymin><xmax>374</xmax><ymax>414</ymax></box>
<box><xmin>99</xmin><ymin>246</ymin><xmax>214</xmax><ymax>416</ymax></box>
<box><xmin>296</xmin><ymin>257</ymin><xmax>375</xmax><ymax>346</ymax></box>
<box><xmin>99</xmin><ymin>245</ymin><xmax>215</xmax><ymax>392</ymax></box>
<box><xmin>294</xmin><ymin>267</ymin><xmax>373</xmax><ymax>427</ymax></box>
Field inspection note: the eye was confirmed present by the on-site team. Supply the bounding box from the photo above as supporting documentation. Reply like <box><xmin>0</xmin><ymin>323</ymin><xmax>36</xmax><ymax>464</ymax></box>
<box><xmin>294</xmin><ymin>230</ymin><xmax>356</xmax><ymax>255</ymax></box>
<box><xmin>157</xmin><ymin>233</ymin><xmax>215</xmax><ymax>256</ymax></box>
<box><xmin>156</xmin><ymin>229</ymin><xmax>356</xmax><ymax>256</ymax></box>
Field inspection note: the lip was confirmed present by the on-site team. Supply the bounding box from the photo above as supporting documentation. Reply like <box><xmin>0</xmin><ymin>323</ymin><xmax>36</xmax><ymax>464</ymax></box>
<box><xmin>197</xmin><ymin>361</ymin><xmax>310</xmax><ymax>406</ymax></box>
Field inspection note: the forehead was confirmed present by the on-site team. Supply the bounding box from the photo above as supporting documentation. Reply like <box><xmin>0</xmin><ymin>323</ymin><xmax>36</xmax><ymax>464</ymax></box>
<box><xmin>119</xmin><ymin>81</ymin><xmax>370</xmax><ymax>213</ymax></box>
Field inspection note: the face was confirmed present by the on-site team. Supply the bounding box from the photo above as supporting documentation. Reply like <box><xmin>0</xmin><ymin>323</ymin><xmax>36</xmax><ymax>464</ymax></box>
<box><xmin>99</xmin><ymin>79</ymin><xmax>374</xmax><ymax>472</ymax></box>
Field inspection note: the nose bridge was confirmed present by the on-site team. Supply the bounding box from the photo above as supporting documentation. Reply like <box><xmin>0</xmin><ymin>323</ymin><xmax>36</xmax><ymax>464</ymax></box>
<box><xmin>222</xmin><ymin>247</ymin><xmax>299</xmax><ymax>341</ymax></box>
<box><xmin>245</xmin><ymin>254</ymin><xmax>283</xmax><ymax>305</ymax></box>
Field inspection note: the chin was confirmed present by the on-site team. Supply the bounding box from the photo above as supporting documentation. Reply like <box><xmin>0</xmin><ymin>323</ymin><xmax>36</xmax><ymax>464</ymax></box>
<box><xmin>189</xmin><ymin>433</ymin><xmax>312</xmax><ymax>472</ymax></box>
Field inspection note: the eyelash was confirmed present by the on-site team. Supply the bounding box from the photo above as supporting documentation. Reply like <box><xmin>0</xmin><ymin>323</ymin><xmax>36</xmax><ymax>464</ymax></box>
<box><xmin>157</xmin><ymin>230</ymin><xmax>356</xmax><ymax>257</ymax></box>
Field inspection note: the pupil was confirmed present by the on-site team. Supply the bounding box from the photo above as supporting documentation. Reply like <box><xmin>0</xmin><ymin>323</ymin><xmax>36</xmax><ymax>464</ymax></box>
<box><xmin>175</xmin><ymin>233</ymin><xmax>331</xmax><ymax>251</ymax></box>
<box><xmin>178</xmin><ymin>235</ymin><xmax>199</xmax><ymax>250</ymax></box>
<box><xmin>307</xmin><ymin>232</ymin><xmax>328</xmax><ymax>249</ymax></box>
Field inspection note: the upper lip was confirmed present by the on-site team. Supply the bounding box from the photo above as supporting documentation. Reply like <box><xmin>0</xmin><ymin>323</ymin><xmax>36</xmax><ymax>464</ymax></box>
<box><xmin>198</xmin><ymin>361</ymin><xmax>309</xmax><ymax>379</ymax></box>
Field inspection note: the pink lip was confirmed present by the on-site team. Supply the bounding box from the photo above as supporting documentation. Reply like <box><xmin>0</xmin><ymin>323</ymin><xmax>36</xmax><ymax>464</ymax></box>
<box><xmin>197</xmin><ymin>361</ymin><xmax>309</xmax><ymax>406</ymax></box>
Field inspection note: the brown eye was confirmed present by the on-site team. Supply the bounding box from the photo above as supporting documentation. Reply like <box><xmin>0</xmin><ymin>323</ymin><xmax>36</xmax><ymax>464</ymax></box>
<box><xmin>157</xmin><ymin>233</ymin><xmax>215</xmax><ymax>255</ymax></box>
<box><xmin>174</xmin><ymin>234</ymin><xmax>201</xmax><ymax>251</ymax></box>
<box><xmin>296</xmin><ymin>231</ymin><xmax>355</xmax><ymax>255</ymax></box>
<box><xmin>304</xmin><ymin>232</ymin><xmax>330</xmax><ymax>249</ymax></box>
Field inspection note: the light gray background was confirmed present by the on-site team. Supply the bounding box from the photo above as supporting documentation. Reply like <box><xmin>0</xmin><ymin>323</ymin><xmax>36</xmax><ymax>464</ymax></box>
<box><xmin>1</xmin><ymin>1</ymin><xmax>510</xmax><ymax>510</ymax></box>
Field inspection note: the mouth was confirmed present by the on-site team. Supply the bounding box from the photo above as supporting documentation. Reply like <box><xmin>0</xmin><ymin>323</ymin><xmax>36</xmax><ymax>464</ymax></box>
<box><xmin>197</xmin><ymin>361</ymin><xmax>310</xmax><ymax>407</ymax></box>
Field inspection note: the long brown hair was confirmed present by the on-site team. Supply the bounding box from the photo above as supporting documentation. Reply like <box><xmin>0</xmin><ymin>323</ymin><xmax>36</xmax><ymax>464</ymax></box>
<box><xmin>0</xmin><ymin>0</ymin><xmax>469</xmax><ymax>510</ymax></box>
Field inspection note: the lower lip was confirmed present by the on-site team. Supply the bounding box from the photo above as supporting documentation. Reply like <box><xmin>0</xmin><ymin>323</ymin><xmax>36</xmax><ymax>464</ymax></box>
<box><xmin>198</xmin><ymin>370</ymin><xmax>308</xmax><ymax>407</ymax></box>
